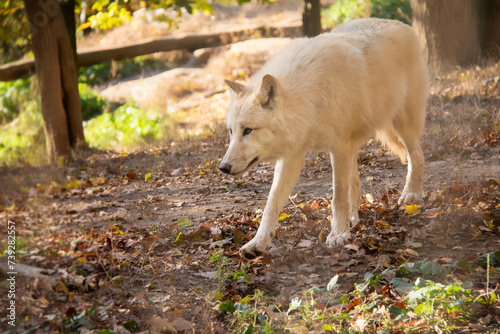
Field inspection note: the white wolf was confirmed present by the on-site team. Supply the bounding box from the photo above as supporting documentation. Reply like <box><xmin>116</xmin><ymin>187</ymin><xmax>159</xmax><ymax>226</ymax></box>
<box><xmin>219</xmin><ymin>18</ymin><xmax>429</xmax><ymax>259</ymax></box>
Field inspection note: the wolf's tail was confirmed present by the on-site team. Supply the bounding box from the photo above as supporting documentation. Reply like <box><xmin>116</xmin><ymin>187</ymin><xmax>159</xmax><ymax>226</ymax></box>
<box><xmin>376</xmin><ymin>128</ymin><xmax>408</xmax><ymax>163</ymax></box>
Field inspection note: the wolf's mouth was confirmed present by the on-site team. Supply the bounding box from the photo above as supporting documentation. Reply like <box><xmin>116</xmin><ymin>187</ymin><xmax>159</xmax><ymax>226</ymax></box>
<box><xmin>232</xmin><ymin>156</ymin><xmax>259</xmax><ymax>176</ymax></box>
<box><xmin>247</xmin><ymin>156</ymin><xmax>259</xmax><ymax>169</ymax></box>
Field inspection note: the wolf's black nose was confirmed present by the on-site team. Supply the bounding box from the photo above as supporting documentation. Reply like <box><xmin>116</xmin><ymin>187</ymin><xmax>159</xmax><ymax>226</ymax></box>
<box><xmin>219</xmin><ymin>163</ymin><xmax>231</xmax><ymax>174</ymax></box>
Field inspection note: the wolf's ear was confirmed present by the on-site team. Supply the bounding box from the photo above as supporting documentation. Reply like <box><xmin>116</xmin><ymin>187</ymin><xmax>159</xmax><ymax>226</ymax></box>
<box><xmin>257</xmin><ymin>74</ymin><xmax>279</xmax><ymax>109</ymax></box>
<box><xmin>225</xmin><ymin>79</ymin><xmax>245</xmax><ymax>96</ymax></box>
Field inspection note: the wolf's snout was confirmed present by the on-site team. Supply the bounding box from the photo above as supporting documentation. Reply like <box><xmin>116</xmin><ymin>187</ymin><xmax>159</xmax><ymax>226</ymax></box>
<box><xmin>219</xmin><ymin>162</ymin><xmax>232</xmax><ymax>174</ymax></box>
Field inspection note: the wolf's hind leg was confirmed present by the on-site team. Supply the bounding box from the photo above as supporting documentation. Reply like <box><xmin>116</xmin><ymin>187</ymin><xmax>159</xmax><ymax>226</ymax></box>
<box><xmin>392</xmin><ymin>115</ymin><xmax>425</xmax><ymax>205</ymax></box>
<box><xmin>240</xmin><ymin>154</ymin><xmax>304</xmax><ymax>259</ymax></box>
<box><xmin>398</xmin><ymin>141</ymin><xmax>424</xmax><ymax>205</ymax></box>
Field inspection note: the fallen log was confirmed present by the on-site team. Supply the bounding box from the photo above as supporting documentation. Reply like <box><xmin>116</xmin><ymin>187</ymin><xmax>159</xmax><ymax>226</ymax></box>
<box><xmin>0</xmin><ymin>23</ymin><xmax>301</xmax><ymax>81</ymax></box>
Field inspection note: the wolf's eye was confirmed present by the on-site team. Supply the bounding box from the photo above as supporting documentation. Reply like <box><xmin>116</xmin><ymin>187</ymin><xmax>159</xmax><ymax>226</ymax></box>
<box><xmin>229</xmin><ymin>129</ymin><xmax>232</xmax><ymax>135</ymax></box>
<box><xmin>243</xmin><ymin>128</ymin><xmax>253</xmax><ymax>136</ymax></box>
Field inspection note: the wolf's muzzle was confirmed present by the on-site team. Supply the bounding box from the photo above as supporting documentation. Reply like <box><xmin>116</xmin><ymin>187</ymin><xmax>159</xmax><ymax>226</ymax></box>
<box><xmin>219</xmin><ymin>162</ymin><xmax>232</xmax><ymax>174</ymax></box>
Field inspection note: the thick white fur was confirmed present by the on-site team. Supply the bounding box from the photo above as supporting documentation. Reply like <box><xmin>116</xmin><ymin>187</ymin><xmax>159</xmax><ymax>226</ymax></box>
<box><xmin>220</xmin><ymin>19</ymin><xmax>429</xmax><ymax>259</ymax></box>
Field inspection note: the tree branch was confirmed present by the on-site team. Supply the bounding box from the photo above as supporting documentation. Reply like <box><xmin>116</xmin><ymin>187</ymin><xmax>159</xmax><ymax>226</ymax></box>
<box><xmin>0</xmin><ymin>24</ymin><xmax>301</xmax><ymax>82</ymax></box>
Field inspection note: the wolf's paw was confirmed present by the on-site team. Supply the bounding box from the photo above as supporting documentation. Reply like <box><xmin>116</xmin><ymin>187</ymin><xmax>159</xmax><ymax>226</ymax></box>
<box><xmin>326</xmin><ymin>231</ymin><xmax>351</xmax><ymax>247</ymax></box>
<box><xmin>350</xmin><ymin>214</ymin><xmax>359</xmax><ymax>227</ymax></box>
<box><xmin>398</xmin><ymin>192</ymin><xmax>423</xmax><ymax>205</ymax></box>
<box><xmin>239</xmin><ymin>241</ymin><xmax>269</xmax><ymax>260</ymax></box>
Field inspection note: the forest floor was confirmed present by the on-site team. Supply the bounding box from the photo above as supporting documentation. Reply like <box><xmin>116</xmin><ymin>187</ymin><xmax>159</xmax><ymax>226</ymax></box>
<box><xmin>1</xmin><ymin>1</ymin><xmax>500</xmax><ymax>333</ymax></box>
<box><xmin>1</xmin><ymin>61</ymin><xmax>499</xmax><ymax>333</ymax></box>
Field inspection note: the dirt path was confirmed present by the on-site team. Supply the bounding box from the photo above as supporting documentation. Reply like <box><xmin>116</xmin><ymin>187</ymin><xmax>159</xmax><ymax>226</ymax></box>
<box><xmin>1</xmin><ymin>122</ymin><xmax>499</xmax><ymax>331</ymax></box>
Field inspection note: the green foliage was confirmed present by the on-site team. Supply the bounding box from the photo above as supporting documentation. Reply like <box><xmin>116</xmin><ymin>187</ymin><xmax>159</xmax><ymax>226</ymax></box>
<box><xmin>0</xmin><ymin>0</ymin><xmax>30</xmax><ymax>63</ymax></box>
<box><xmin>371</xmin><ymin>0</ymin><xmax>411</xmax><ymax>23</ymax></box>
<box><xmin>233</xmin><ymin>261</ymin><xmax>253</xmax><ymax>286</ymax></box>
<box><xmin>475</xmin><ymin>251</ymin><xmax>500</xmax><ymax>269</ymax></box>
<box><xmin>217</xmin><ymin>290</ymin><xmax>274</xmax><ymax>333</ymax></box>
<box><xmin>79</xmin><ymin>83</ymin><xmax>106</xmax><ymax>120</ymax></box>
<box><xmin>0</xmin><ymin>79</ymin><xmax>113</xmax><ymax>166</ymax></box>
<box><xmin>1</xmin><ymin>236</ymin><xmax>31</xmax><ymax>255</ymax></box>
<box><xmin>355</xmin><ymin>269</ymin><xmax>389</xmax><ymax>293</ymax></box>
<box><xmin>321</xmin><ymin>0</ymin><xmax>372</xmax><ymax>29</ymax></box>
<box><xmin>79</xmin><ymin>0</ymin><xmax>132</xmax><ymax>31</ymax></box>
<box><xmin>209</xmin><ymin>247</ymin><xmax>233</xmax><ymax>299</ymax></box>
<box><xmin>78</xmin><ymin>56</ymin><xmax>170</xmax><ymax>86</ymax></box>
<box><xmin>216</xmin><ymin>265</ymin><xmax>497</xmax><ymax>333</ymax></box>
<box><xmin>78</xmin><ymin>62</ymin><xmax>113</xmax><ymax>86</ymax></box>
<box><xmin>406</xmin><ymin>278</ymin><xmax>474</xmax><ymax>322</ymax></box>
<box><xmin>0</xmin><ymin>80</ymin><xmax>46</xmax><ymax>167</ymax></box>
<box><xmin>84</xmin><ymin>102</ymin><xmax>166</xmax><ymax>151</ymax></box>
<box><xmin>0</xmin><ymin>78</ymin><xmax>33</xmax><ymax>123</ymax></box>
<box><xmin>321</xmin><ymin>0</ymin><xmax>411</xmax><ymax>29</ymax></box>
<box><xmin>396</xmin><ymin>259</ymin><xmax>445</xmax><ymax>277</ymax></box>
<box><xmin>65</xmin><ymin>303</ymin><xmax>105</xmax><ymax>331</ymax></box>
<box><xmin>209</xmin><ymin>248</ymin><xmax>254</xmax><ymax>302</ymax></box>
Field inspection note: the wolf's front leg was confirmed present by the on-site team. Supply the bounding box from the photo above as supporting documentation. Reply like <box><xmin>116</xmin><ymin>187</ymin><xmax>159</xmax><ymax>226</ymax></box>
<box><xmin>240</xmin><ymin>155</ymin><xmax>304</xmax><ymax>259</ymax></box>
<box><xmin>326</xmin><ymin>150</ymin><xmax>354</xmax><ymax>247</ymax></box>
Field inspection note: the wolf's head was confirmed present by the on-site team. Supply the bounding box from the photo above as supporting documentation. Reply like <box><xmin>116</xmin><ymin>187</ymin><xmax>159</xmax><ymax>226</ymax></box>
<box><xmin>219</xmin><ymin>74</ymin><xmax>283</xmax><ymax>176</ymax></box>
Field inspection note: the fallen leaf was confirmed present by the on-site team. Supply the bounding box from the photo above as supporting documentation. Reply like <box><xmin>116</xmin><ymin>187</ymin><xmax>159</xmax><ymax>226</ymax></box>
<box><xmin>278</xmin><ymin>212</ymin><xmax>290</xmax><ymax>221</ymax></box>
<box><xmin>126</xmin><ymin>171</ymin><xmax>137</xmax><ymax>180</ymax></box>
<box><xmin>111</xmin><ymin>275</ymin><xmax>124</xmax><ymax>287</ymax></box>
<box><xmin>173</xmin><ymin>231</ymin><xmax>185</xmax><ymax>243</ymax></box>
<box><xmin>64</xmin><ymin>181</ymin><xmax>81</xmax><ymax>189</ymax></box>
<box><xmin>405</xmin><ymin>248</ymin><xmax>419</xmax><ymax>257</ymax></box>
<box><xmin>176</xmin><ymin>218</ymin><xmax>193</xmax><ymax>227</ymax></box>
<box><xmin>406</xmin><ymin>204</ymin><xmax>420</xmax><ymax>215</ymax></box>
<box><xmin>365</xmin><ymin>193</ymin><xmax>375</xmax><ymax>204</ymax></box>
<box><xmin>353</xmin><ymin>317</ymin><xmax>367</xmax><ymax>331</ymax></box>
<box><xmin>171</xmin><ymin>167</ymin><xmax>185</xmax><ymax>176</ymax></box>
<box><xmin>297</xmin><ymin>239</ymin><xmax>314</xmax><ymax>248</ymax></box>
<box><xmin>375</xmin><ymin>220</ymin><xmax>390</xmax><ymax>229</ymax></box>
<box><xmin>344</xmin><ymin>244</ymin><xmax>359</xmax><ymax>252</ymax></box>
<box><xmin>171</xmin><ymin>317</ymin><xmax>194</xmax><ymax>331</ymax></box>
<box><xmin>346</xmin><ymin>297</ymin><xmax>361</xmax><ymax>312</ymax></box>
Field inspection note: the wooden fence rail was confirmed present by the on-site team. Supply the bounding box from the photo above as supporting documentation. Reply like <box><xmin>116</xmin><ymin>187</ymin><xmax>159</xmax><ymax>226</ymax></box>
<box><xmin>0</xmin><ymin>24</ymin><xmax>301</xmax><ymax>82</ymax></box>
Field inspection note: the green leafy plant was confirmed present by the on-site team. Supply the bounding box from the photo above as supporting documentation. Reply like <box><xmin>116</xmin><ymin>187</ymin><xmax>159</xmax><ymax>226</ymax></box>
<box><xmin>79</xmin><ymin>0</ymin><xmax>132</xmax><ymax>31</ymax></box>
<box><xmin>321</xmin><ymin>0</ymin><xmax>411</xmax><ymax>29</ymax></box>
<box><xmin>79</xmin><ymin>83</ymin><xmax>107</xmax><ymax>120</ymax></box>
<box><xmin>233</xmin><ymin>261</ymin><xmax>253</xmax><ymax>286</ymax></box>
<box><xmin>371</xmin><ymin>0</ymin><xmax>411</xmax><ymax>23</ymax></box>
<box><xmin>396</xmin><ymin>259</ymin><xmax>445</xmax><ymax>277</ymax></box>
<box><xmin>218</xmin><ymin>290</ymin><xmax>277</xmax><ymax>334</ymax></box>
<box><xmin>321</xmin><ymin>0</ymin><xmax>372</xmax><ymax>29</ymax></box>
<box><xmin>78</xmin><ymin>57</ymin><xmax>170</xmax><ymax>86</ymax></box>
<box><xmin>0</xmin><ymin>96</ymin><xmax>45</xmax><ymax>166</ymax></box>
<box><xmin>406</xmin><ymin>279</ymin><xmax>474</xmax><ymax>327</ymax></box>
<box><xmin>0</xmin><ymin>78</ymin><xmax>33</xmax><ymax>123</ymax></box>
<box><xmin>83</xmin><ymin>102</ymin><xmax>167</xmax><ymax>151</ymax></box>
<box><xmin>65</xmin><ymin>303</ymin><xmax>101</xmax><ymax>331</ymax></box>
<box><xmin>355</xmin><ymin>269</ymin><xmax>389</xmax><ymax>293</ymax></box>
<box><xmin>209</xmin><ymin>247</ymin><xmax>233</xmax><ymax>299</ymax></box>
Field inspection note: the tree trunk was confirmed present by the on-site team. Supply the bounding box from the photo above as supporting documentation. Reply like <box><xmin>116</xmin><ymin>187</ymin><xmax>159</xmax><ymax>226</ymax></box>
<box><xmin>411</xmin><ymin>0</ymin><xmax>500</xmax><ymax>74</ymax></box>
<box><xmin>23</xmin><ymin>0</ymin><xmax>85</xmax><ymax>163</ymax></box>
<box><xmin>410</xmin><ymin>0</ymin><xmax>482</xmax><ymax>73</ymax></box>
<box><xmin>481</xmin><ymin>0</ymin><xmax>500</xmax><ymax>58</ymax></box>
<box><xmin>303</xmin><ymin>0</ymin><xmax>322</xmax><ymax>37</ymax></box>
<box><xmin>60</xmin><ymin>0</ymin><xmax>77</xmax><ymax>60</ymax></box>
